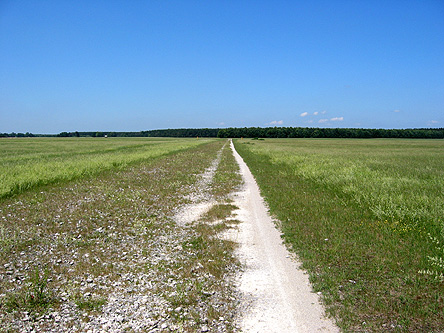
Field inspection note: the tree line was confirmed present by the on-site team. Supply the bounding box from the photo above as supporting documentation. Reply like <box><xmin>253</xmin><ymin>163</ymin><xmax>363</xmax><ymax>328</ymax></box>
<box><xmin>217</xmin><ymin>127</ymin><xmax>444</xmax><ymax>139</ymax></box>
<box><xmin>56</xmin><ymin>128</ymin><xmax>220</xmax><ymax>138</ymax></box>
<box><xmin>2</xmin><ymin>127</ymin><xmax>443</xmax><ymax>139</ymax></box>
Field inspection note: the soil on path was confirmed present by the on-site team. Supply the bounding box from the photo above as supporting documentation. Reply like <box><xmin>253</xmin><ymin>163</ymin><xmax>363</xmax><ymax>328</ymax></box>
<box><xmin>229</xmin><ymin>140</ymin><xmax>339</xmax><ymax>332</ymax></box>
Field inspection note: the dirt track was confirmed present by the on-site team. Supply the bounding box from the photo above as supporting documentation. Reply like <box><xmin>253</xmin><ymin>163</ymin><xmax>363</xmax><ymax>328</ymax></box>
<box><xmin>229</xmin><ymin>140</ymin><xmax>338</xmax><ymax>332</ymax></box>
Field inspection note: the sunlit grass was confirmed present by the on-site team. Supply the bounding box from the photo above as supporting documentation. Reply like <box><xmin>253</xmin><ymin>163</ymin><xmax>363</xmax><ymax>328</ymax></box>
<box><xmin>0</xmin><ymin>137</ymin><xmax>213</xmax><ymax>199</ymax></box>
<box><xmin>235</xmin><ymin>138</ymin><xmax>444</xmax><ymax>331</ymax></box>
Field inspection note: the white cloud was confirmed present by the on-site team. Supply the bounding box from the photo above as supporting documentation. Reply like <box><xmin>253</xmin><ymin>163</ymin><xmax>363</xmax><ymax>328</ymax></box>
<box><xmin>394</xmin><ymin>109</ymin><xmax>401</xmax><ymax>113</ymax></box>
<box><xmin>321</xmin><ymin>111</ymin><xmax>327</xmax><ymax>114</ymax></box>
<box><xmin>319</xmin><ymin>119</ymin><xmax>329</xmax><ymax>123</ymax></box>
<box><xmin>218</xmin><ymin>122</ymin><xmax>225</xmax><ymax>126</ymax></box>
<box><xmin>313</xmin><ymin>112</ymin><xmax>319</xmax><ymax>116</ymax></box>
<box><xmin>300</xmin><ymin>112</ymin><xmax>308</xmax><ymax>117</ymax></box>
<box><xmin>330</xmin><ymin>117</ymin><xmax>344</xmax><ymax>121</ymax></box>
<box><xmin>268</xmin><ymin>120</ymin><xmax>284</xmax><ymax>126</ymax></box>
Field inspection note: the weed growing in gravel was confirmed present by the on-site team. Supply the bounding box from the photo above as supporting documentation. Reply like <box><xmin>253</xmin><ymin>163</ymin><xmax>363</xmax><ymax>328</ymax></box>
<box><xmin>235</xmin><ymin>138</ymin><xmax>444</xmax><ymax>332</ymax></box>
<box><xmin>74</xmin><ymin>296</ymin><xmax>107</xmax><ymax>312</ymax></box>
<box><xmin>4</xmin><ymin>267</ymin><xmax>56</xmax><ymax>313</ymax></box>
<box><xmin>202</xmin><ymin>204</ymin><xmax>239</xmax><ymax>222</ymax></box>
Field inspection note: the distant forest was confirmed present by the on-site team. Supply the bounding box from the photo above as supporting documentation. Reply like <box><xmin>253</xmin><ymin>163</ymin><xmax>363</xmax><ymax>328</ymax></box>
<box><xmin>217</xmin><ymin>127</ymin><xmax>444</xmax><ymax>139</ymax></box>
<box><xmin>1</xmin><ymin>127</ymin><xmax>443</xmax><ymax>139</ymax></box>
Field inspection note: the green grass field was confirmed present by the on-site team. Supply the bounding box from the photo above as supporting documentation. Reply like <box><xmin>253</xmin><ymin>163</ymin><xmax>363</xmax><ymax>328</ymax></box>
<box><xmin>234</xmin><ymin>138</ymin><xmax>444</xmax><ymax>331</ymax></box>
<box><xmin>0</xmin><ymin>137</ymin><xmax>212</xmax><ymax>199</ymax></box>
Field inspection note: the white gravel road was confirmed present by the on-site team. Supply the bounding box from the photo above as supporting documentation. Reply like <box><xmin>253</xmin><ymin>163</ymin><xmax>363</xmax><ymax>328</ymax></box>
<box><xmin>229</xmin><ymin>140</ymin><xmax>339</xmax><ymax>333</ymax></box>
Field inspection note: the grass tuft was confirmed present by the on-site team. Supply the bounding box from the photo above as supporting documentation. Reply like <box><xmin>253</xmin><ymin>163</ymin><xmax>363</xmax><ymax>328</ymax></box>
<box><xmin>3</xmin><ymin>267</ymin><xmax>56</xmax><ymax>313</ymax></box>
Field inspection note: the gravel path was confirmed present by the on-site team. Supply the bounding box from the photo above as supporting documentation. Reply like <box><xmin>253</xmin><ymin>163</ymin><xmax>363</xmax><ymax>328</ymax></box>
<box><xmin>173</xmin><ymin>142</ymin><xmax>226</xmax><ymax>226</ymax></box>
<box><xmin>229</xmin><ymin>140</ymin><xmax>339</xmax><ymax>332</ymax></box>
<box><xmin>0</xmin><ymin>142</ymin><xmax>238</xmax><ymax>332</ymax></box>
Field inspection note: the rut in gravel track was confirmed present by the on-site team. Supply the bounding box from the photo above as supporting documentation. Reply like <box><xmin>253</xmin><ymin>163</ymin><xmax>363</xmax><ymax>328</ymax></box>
<box><xmin>173</xmin><ymin>141</ymin><xmax>227</xmax><ymax>226</ymax></box>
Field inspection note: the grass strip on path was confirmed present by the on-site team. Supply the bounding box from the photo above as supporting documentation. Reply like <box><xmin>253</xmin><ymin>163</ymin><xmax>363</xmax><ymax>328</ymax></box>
<box><xmin>234</xmin><ymin>138</ymin><xmax>444</xmax><ymax>332</ymax></box>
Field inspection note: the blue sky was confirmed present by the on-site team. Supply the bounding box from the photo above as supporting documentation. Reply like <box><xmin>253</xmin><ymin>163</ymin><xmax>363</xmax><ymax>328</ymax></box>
<box><xmin>1</xmin><ymin>1</ymin><xmax>443</xmax><ymax>133</ymax></box>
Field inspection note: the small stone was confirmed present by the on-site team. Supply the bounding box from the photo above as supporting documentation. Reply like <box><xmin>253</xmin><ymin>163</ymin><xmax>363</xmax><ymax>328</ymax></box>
<box><xmin>174</xmin><ymin>306</ymin><xmax>182</xmax><ymax>313</ymax></box>
<box><xmin>201</xmin><ymin>325</ymin><xmax>209</xmax><ymax>332</ymax></box>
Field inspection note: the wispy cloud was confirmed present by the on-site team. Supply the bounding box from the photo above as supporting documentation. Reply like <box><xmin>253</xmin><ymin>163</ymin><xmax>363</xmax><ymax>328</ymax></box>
<box><xmin>394</xmin><ymin>109</ymin><xmax>401</xmax><ymax>113</ymax></box>
<box><xmin>321</xmin><ymin>111</ymin><xmax>327</xmax><ymax>114</ymax></box>
<box><xmin>313</xmin><ymin>112</ymin><xmax>319</xmax><ymax>116</ymax></box>
<box><xmin>330</xmin><ymin>117</ymin><xmax>344</xmax><ymax>121</ymax></box>
<box><xmin>319</xmin><ymin>119</ymin><xmax>329</xmax><ymax>123</ymax></box>
<box><xmin>268</xmin><ymin>120</ymin><xmax>284</xmax><ymax>126</ymax></box>
<box><xmin>218</xmin><ymin>122</ymin><xmax>225</xmax><ymax>126</ymax></box>
<box><xmin>300</xmin><ymin>112</ymin><xmax>308</xmax><ymax>117</ymax></box>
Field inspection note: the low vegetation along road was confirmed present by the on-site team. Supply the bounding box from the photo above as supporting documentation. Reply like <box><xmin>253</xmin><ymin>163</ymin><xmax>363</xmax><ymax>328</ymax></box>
<box><xmin>229</xmin><ymin>140</ymin><xmax>337</xmax><ymax>332</ymax></box>
<box><xmin>1</xmin><ymin>137</ymin><xmax>443</xmax><ymax>331</ymax></box>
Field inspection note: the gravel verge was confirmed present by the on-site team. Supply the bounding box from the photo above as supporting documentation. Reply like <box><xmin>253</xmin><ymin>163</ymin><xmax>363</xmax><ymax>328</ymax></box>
<box><xmin>0</xmin><ymin>141</ymin><xmax>240</xmax><ymax>332</ymax></box>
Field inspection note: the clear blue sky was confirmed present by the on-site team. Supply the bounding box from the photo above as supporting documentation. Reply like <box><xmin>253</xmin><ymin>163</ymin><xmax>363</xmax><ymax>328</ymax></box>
<box><xmin>1</xmin><ymin>1</ymin><xmax>443</xmax><ymax>133</ymax></box>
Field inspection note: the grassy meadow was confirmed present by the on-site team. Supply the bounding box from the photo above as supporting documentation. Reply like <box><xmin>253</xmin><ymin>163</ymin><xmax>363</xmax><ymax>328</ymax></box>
<box><xmin>0</xmin><ymin>137</ymin><xmax>211</xmax><ymax>199</ymax></box>
<box><xmin>234</xmin><ymin>138</ymin><xmax>444</xmax><ymax>331</ymax></box>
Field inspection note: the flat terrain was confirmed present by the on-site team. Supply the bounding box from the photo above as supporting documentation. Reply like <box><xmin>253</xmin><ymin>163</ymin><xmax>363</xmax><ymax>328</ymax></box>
<box><xmin>230</xmin><ymin>140</ymin><xmax>337</xmax><ymax>332</ymax></box>
<box><xmin>1</xmin><ymin>137</ymin><xmax>443</xmax><ymax>332</ymax></box>
<box><xmin>234</xmin><ymin>138</ymin><xmax>444</xmax><ymax>331</ymax></box>
<box><xmin>0</xmin><ymin>137</ymin><xmax>208</xmax><ymax>199</ymax></box>
<box><xmin>0</xmin><ymin>139</ymin><xmax>241</xmax><ymax>331</ymax></box>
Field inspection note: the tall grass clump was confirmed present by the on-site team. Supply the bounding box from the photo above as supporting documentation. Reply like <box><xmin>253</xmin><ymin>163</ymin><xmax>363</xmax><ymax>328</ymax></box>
<box><xmin>4</xmin><ymin>267</ymin><xmax>56</xmax><ymax>313</ymax></box>
<box><xmin>235</xmin><ymin>138</ymin><xmax>444</xmax><ymax>331</ymax></box>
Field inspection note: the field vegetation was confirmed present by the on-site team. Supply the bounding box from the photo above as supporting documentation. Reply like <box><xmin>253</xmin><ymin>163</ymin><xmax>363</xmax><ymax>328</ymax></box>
<box><xmin>234</xmin><ymin>138</ymin><xmax>444</xmax><ymax>331</ymax></box>
<box><xmin>3</xmin><ymin>135</ymin><xmax>443</xmax><ymax>331</ymax></box>
<box><xmin>0</xmin><ymin>137</ymin><xmax>208</xmax><ymax>199</ymax></box>
<box><xmin>0</xmin><ymin>138</ymin><xmax>241</xmax><ymax>332</ymax></box>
